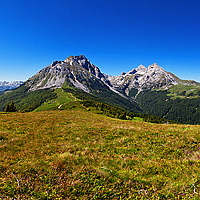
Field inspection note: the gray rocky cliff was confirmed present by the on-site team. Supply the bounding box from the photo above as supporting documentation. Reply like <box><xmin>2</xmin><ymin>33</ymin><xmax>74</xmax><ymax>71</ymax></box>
<box><xmin>107</xmin><ymin>63</ymin><xmax>179</xmax><ymax>97</ymax></box>
<box><xmin>24</xmin><ymin>55</ymin><xmax>198</xmax><ymax>99</ymax></box>
<box><xmin>26</xmin><ymin>55</ymin><xmax>110</xmax><ymax>94</ymax></box>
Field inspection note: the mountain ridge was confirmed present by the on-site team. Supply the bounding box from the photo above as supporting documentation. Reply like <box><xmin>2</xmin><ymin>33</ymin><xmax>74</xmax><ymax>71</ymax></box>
<box><xmin>0</xmin><ymin>81</ymin><xmax>23</xmax><ymax>92</ymax></box>
<box><xmin>0</xmin><ymin>55</ymin><xmax>199</xmax><ymax>124</ymax></box>
<box><xmin>25</xmin><ymin>55</ymin><xmax>200</xmax><ymax>96</ymax></box>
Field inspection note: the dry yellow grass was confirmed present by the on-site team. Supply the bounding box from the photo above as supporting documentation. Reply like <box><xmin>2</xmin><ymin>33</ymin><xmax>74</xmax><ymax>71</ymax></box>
<box><xmin>0</xmin><ymin>110</ymin><xmax>199</xmax><ymax>199</ymax></box>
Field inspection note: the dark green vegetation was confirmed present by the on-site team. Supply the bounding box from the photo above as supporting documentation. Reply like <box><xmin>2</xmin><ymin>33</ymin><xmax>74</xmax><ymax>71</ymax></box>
<box><xmin>81</xmin><ymin>100</ymin><xmax>178</xmax><ymax>124</ymax></box>
<box><xmin>62</xmin><ymin>81</ymin><xmax>142</xmax><ymax>113</ymax></box>
<box><xmin>167</xmin><ymin>84</ymin><xmax>200</xmax><ymax>99</ymax></box>
<box><xmin>136</xmin><ymin>89</ymin><xmax>200</xmax><ymax>125</ymax></box>
<box><xmin>4</xmin><ymin>101</ymin><xmax>17</xmax><ymax>112</ymax></box>
<box><xmin>0</xmin><ymin>80</ymin><xmax>200</xmax><ymax>125</ymax></box>
<box><xmin>0</xmin><ymin>84</ymin><xmax>57</xmax><ymax>112</ymax></box>
<box><xmin>0</xmin><ymin>109</ymin><xmax>199</xmax><ymax>199</ymax></box>
<box><xmin>0</xmin><ymin>81</ymin><xmax>173</xmax><ymax>124</ymax></box>
<box><xmin>0</xmin><ymin>81</ymin><xmax>141</xmax><ymax>113</ymax></box>
<box><xmin>33</xmin><ymin>87</ymin><xmax>177</xmax><ymax>124</ymax></box>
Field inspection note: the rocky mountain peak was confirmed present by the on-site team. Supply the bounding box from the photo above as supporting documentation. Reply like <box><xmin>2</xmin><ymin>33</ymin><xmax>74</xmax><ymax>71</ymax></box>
<box><xmin>136</xmin><ymin>65</ymin><xmax>148</xmax><ymax>73</ymax></box>
<box><xmin>24</xmin><ymin>56</ymin><xmax>188</xmax><ymax>99</ymax></box>
<box><xmin>26</xmin><ymin>55</ymin><xmax>108</xmax><ymax>93</ymax></box>
<box><xmin>64</xmin><ymin>55</ymin><xmax>88</xmax><ymax>64</ymax></box>
<box><xmin>121</xmin><ymin>72</ymin><xmax>126</xmax><ymax>75</ymax></box>
<box><xmin>148</xmin><ymin>63</ymin><xmax>164</xmax><ymax>72</ymax></box>
<box><xmin>126</xmin><ymin>68</ymin><xmax>137</xmax><ymax>75</ymax></box>
<box><xmin>107</xmin><ymin>63</ymin><xmax>179</xmax><ymax>97</ymax></box>
<box><xmin>137</xmin><ymin>64</ymin><xmax>146</xmax><ymax>70</ymax></box>
<box><xmin>63</xmin><ymin>55</ymin><xmax>103</xmax><ymax>79</ymax></box>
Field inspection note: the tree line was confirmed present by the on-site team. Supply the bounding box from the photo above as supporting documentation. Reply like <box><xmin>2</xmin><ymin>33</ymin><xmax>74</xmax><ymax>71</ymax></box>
<box><xmin>82</xmin><ymin>100</ymin><xmax>178</xmax><ymax>124</ymax></box>
<box><xmin>4</xmin><ymin>101</ymin><xmax>17</xmax><ymax>112</ymax></box>
<box><xmin>136</xmin><ymin>90</ymin><xmax>200</xmax><ymax>124</ymax></box>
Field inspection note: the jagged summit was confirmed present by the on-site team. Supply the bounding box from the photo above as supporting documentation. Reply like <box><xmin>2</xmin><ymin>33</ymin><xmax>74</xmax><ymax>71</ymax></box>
<box><xmin>148</xmin><ymin>63</ymin><xmax>164</xmax><ymax>71</ymax></box>
<box><xmin>107</xmin><ymin>63</ymin><xmax>179</xmax><ymax>97</ymax></box>
<box><xmin>66</xmin><ymin>55</ymin><xmax>103</xmax><ymax>79</ymax></box>
<box><xmin>24</xmin><ymin>56</ymin><xmax>198</xmax><ymax>100</ymax></box>
<box><xmin>125</xmin><ymin>63</ymin><xmax>164</xmax><ymax>76</ymax></box>
<box><xmin>25</xmin><ymin>55</ymin><xmax>107</xmax><ymax>93</ymax></box>
<box><xmin>0</xmin><ymin>56</ymin><xmax>199</xmax><ymax>125</ymax></box>
<box><xmin>64</xmin><ymin>55</ymin><xmax>87</xmax><ymax>62</ymax></box>
<box><xmin>22</xmin><ymin>55</ymin><xmax>139</xmax><ymax>111</ymax></box>
<box><xmin>137</xmin><ymin>64</ymin><xmax>147</xmax><ymax>71</ymax></box>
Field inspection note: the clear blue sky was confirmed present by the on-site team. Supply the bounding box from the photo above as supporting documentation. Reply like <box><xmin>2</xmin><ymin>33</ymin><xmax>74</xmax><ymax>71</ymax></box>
<box><xmin>0</xmin><ymin>0</ymin><xmax>200</xmax><ymax>82</ymax></box>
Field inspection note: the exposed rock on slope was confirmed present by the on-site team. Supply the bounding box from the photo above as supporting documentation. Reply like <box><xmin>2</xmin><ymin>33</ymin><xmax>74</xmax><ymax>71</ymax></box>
<box><xmin>25</xmin><ymin>55</ymin><xmax>129</xmax><ymax>98</ymax></box>
<box><xmin>26</xmin><ymin>55</ymin><xmax>106</xmax><ymax>92</ymax></box>
<box><xmin>107</xmin><ymin>63</ymin><xmax>179</xmax><ymax>97</ymax></box>
<box><xmin>22</xmin><ymin>55</ymin><xmax>141</xmax><ymax>112</ymax></box>
<box><xmin>0</xmin><ymin>55</ymin><xmax>199</xmax><ymax>124</ymax></box>
<box><xmin>25</xmin><ymin>56</ymin><xmax>199</xmax><ymax>100</ymax></box>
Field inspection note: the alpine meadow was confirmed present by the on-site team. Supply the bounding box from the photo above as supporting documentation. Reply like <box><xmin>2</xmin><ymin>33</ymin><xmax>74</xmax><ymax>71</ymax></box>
<box><xmin>0</xmin><ymin>55</ymin><xmax>200</xmax><ymax>199</ymax></box>
<box><xmin>1</xmin><ymin>0</ymin><xmax>200</xmax><ymax>198</ymax></box>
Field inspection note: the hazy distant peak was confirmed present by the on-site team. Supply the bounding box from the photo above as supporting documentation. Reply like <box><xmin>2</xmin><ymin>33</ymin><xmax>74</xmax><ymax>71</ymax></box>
<box><xmin>0</xmin><ymin>81</ymin><xmax>23</xmax><ymax>92</ymax></box>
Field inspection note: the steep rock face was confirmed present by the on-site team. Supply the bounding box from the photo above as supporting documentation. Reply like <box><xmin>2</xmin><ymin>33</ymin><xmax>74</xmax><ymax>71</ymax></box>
<box><xmin>25</xmin><ymin>55</ymin><xmax>198</xmax><ymax>100</ymax></box>
<box><xmin>0</xmin><ymin>81</ymin><xmax>23</xmax><ymax>91</ymax></box>
<box><xmin>23</xmin><ymin>55</ymin><xmax>141</xmax><ymax>112</ymax></box>
<box><xmin>26</xmin><ymin>55</ymin><xmax>110</xmax><ymax>94</ymax></box>
<box><xmin>108</xmin><ymin>63</ymin><xmax>179</xmax><ymax>97</ymax></box>
<box><xmin>64</xmin><ymin>55</ymin><xmax>104</xmax><ymax>79</ymax></box>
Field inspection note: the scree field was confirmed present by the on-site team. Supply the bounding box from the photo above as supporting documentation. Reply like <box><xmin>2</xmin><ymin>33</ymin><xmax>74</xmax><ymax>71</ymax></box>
<box><xmin>0</xmin><ymin>109</ymin><xmax>199</xmax><ymax>199</ymax></box>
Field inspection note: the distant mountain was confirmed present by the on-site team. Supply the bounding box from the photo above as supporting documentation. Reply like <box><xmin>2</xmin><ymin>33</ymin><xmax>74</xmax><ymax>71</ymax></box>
<box><xmin>26</xmin><ymin>55</ymin><xmax>108</xmax><ymax>92</ymax></box>
<box><xmin>0</xmin><ymin>56</ymin><xmax>141</xmax><ymax>113</ymax></box>
<box><xmin>0</xmin><ymin>81</ymin><xmax>23</xmax><ymax>91</ymax></box>
<box><xmin>106</xmin><ymin>63</ymin><xmax>199</xmax><ymax>98</ymax></box>
<box><xmin>23</xmin><ymin>55</ymin><xmax>141</xmax><ymax>113</ymax></box>
<box><xmin>0</xmin><ymin>55</ymin><xmax>199</xmax><ymax>124</ymax></box>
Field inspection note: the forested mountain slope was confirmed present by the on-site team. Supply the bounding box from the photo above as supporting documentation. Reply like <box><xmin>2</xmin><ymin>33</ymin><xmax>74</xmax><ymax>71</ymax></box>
<box><xmin>136</xmin><ymin>89</ymin><xmax>200</xmax><ymax>124</ymax></box>
<box><xmin>0</xmin><ymin>55</ymin><xmax>199</xmax><ymax>124</ymax></box>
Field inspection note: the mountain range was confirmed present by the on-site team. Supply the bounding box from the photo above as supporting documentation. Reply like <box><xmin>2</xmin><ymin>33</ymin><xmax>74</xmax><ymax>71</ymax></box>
<box><xmin>0</xmin><ymin>55</ymin><xmax>199</xmax><ymax>124</ymax></box>
<box><xmin>0</xmin><ymin>81</ymin><xmax>23</xmax><ymax>91</ymax></box>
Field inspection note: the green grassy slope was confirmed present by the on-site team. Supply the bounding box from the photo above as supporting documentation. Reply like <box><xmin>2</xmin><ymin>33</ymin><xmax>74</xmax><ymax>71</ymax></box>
<box><xmin>61</xmin><ymin>82</ymin><xmax>142</xmax><ymax>113</ymax></box>
<box><xmin>0</xmin><ymin>109</ymin><xmax>199</xmax><ymax>199</ymax></box>
<box><xmin>35</xmin><ymin>88</ymin><xmax>177</xmax><ymax>124</ymax></box>
<box><xmin>0</xmin><ymin>80</ymin><xmax>142</xmax><ymax>113</ymax></box>
<box><xmin>33</xmin><ymin>88</ymin><xmax>80</xmax><ymax>112</ymax></box>
<box><xmin>167</xmin><ymin>85</ymin><xmax>200</xmax><ymax>99</ymax></box>
<box><xmin>0</xmin><ymin>84</ymin><xmax>57</xmax><ymax>112</ymax></box>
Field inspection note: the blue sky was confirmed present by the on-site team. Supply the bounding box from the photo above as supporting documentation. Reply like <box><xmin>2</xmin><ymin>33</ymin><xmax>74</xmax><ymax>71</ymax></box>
<box><xmin>0</xmin><ymin>0</ymin><xmax>200</xmax><ymax>82</ymax></box>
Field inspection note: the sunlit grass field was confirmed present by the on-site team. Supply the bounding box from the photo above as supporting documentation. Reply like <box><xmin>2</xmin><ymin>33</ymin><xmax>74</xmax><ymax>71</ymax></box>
<box><xmin>33</xmin><ymin>89</ymin><xmax>79</xmax><ymax>112</ymax></box>
<box><xmin>0</xmin><ymin>109</ymin><xmax>199</xmax><ymax>199</ymax></box>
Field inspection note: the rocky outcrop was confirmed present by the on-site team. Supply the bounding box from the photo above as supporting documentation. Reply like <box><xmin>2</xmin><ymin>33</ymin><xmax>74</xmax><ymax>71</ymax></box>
<box><xmin>107</xmin><ymin>63</ymin><xmax>179</xmax><ymax>97</ymax></box>
<box><xmin>24</xmin><ymin>55</ymin><xmax>199</xmax><ymax>99</ymax></box>
<box><xmin>26</xmin><ymin>55</ymin><xmax>109</xmax><ymax>94</ymax></box>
